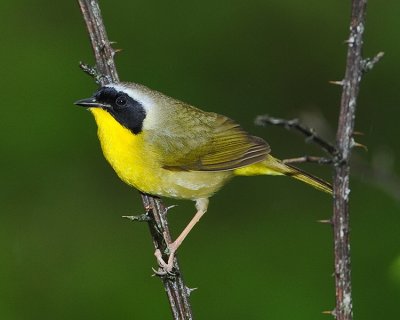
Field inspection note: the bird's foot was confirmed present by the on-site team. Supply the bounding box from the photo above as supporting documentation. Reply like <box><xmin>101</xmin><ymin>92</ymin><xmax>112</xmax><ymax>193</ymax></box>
<box><xmin>153</xmin><ymin>242</ymin><xmax>178</xmax><ymax>276</ymax></box>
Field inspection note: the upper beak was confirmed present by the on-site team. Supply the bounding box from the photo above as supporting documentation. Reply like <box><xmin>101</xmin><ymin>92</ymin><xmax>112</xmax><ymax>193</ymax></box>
<box><xmin>74</xmin><ymin>97</ymin><xmax>108</xmax><ymax>108</ymax></box>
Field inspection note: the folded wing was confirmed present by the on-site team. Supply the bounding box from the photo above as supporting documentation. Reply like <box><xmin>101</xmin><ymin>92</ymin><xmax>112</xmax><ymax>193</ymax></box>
<box><xmin>149</xmin><ymin>107</ymin><xmax>270</xmax><ymax>172</ymax></box>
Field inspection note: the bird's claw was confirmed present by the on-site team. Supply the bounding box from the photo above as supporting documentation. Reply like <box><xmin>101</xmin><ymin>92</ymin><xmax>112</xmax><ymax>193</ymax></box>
<box><xmin>153</xmin><ymin>248</ymin><xmax>176</xmax><ymax>276</ymax></box>
<box><xmin>152</xmin><ymin>267</ymin><xmax>177</xmax><ymax>277</ymax></box>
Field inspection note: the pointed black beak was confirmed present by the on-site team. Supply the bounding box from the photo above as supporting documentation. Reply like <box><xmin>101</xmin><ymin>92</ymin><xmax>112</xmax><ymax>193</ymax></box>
<box><xmin>74</xmin><ymin>97</ymin><xmax>108</xmax><ymax>108</ymax></box>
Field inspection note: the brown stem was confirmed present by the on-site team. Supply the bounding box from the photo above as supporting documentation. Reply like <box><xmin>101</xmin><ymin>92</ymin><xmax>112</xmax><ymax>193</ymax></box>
<box><xmin>333</xmin><ymin>0</ymin><xmax>368</xmax><ymax>319</ymax></box>
<box><xmin>282</xmin><ymin>156</ymin><xmax>333</xmax><ymax>165</ymax></box>
<box><xmin>77</xmin><ymin>1</ymin><xmax>194</xmax><ymax>319</ymax></box>
<box><xmin>255</xmin><ymin>115</ymin><xmax>338</xmax><ymax>156</ymax></box>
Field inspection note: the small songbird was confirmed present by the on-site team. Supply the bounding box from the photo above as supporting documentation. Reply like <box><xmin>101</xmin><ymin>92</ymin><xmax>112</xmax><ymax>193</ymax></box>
<box><xmin>75</xmin><ymin>82</ymin><xmax>332</xmax><ymax>272</ymax></box>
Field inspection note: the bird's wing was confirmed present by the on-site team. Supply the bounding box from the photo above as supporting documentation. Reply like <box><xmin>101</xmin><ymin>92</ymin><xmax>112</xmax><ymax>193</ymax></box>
<box><xmin>147</xmin><ymin>106</ymin><xmax>270</xmax><ymax>172</ymax></box>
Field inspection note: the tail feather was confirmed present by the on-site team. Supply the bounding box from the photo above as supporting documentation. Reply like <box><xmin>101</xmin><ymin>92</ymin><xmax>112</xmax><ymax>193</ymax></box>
<box><xmin>234</xmin><ymin>155</ymin><xmax>332</xmax><ymax>194</ymax></box>
<box><xmin>283</xmin><ymin>163</ymin><xmax>332</xmax><ymax>194</ymax></box>
<box><xmin>266</xmin><ymin>156</ymin><xmax>332</xmax><ymax>194</ymax></box>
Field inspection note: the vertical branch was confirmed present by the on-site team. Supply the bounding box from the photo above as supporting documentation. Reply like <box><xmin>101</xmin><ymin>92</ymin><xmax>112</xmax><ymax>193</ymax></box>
<box><xmin>78</xmin><ymin>0</ymin><xmax>119</xmax><ymax>84</ymax></box>
<box><xmin>77</xmin><ymin>1</ymin><xmax>193</xmax><ymax>319</ymax></box>
<box><xmin>333</xmin><ymin>0</ymin><xmax>367</xmax><ymax>319</ymax></box>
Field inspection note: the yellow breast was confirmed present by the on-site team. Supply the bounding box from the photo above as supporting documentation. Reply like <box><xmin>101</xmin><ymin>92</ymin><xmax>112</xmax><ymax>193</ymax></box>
<box><xmin>90</xmin><ymin>108</ymin><xmax>162</xmax><ymax>193</ymax></box>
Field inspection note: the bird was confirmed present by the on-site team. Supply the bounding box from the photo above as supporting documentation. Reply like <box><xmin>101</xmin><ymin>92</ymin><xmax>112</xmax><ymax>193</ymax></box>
<box><xmin>75</xmin><ymin>82</ymin><xmax>332</xmax><ymax>272</ymax></box>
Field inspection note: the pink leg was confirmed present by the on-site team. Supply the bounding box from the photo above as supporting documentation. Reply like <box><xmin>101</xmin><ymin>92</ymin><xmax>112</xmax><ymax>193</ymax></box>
<box><xmin>155</xmin><ymin>198</ymin><xmax>209</xmax><ymax>273</ymax></box>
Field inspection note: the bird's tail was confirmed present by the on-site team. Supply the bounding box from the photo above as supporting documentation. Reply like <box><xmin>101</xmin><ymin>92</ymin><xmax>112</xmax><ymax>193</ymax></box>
<box><xmin>234</xmin><ymin>155</ymin><xmax>332</xmax><ymax>194</ymax></box>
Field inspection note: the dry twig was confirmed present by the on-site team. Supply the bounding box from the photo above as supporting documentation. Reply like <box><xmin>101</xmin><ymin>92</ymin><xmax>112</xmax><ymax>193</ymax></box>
<box><xmin>255</xmin><ymin>115</ymin><xmax>338</xmax><ymax>157</ymax></box>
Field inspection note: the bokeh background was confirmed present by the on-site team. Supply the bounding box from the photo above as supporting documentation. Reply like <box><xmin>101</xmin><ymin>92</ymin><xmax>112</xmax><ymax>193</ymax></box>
<box><xmin>1</xmin><ymin>0</ymin><xmax>399</xmax><ymax>319</ymax></box>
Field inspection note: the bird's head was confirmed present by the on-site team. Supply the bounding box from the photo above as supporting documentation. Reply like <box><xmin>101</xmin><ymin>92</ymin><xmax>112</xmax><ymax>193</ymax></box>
<box><xmin>75</xmin><ymin>82</ymin><xmax>160</xmax><ymax>134</ymax></box>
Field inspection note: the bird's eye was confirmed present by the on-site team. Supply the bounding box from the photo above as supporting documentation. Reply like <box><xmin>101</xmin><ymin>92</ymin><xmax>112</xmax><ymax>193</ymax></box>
<box><xmin>115</xmin><ymin>95</ymin><xmax>127</xmax><ymax>108</ymax></box>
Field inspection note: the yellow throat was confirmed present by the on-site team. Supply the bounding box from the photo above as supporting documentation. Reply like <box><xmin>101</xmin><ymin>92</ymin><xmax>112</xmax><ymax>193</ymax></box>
<box><xmin>90</xmin><ymin>108</ymin><xmax>159</xmax><ymax>192</ymax></box>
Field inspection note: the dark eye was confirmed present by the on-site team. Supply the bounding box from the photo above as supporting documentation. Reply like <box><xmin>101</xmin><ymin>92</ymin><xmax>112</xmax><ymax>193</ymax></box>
<box><xmin>115</xmin><ymin>95</ymin><xmax>127</xmax><ymax>108</ymax></box>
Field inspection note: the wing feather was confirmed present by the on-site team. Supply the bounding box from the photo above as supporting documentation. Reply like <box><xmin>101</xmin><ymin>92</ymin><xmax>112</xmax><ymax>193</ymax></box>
<box><xmin>146</xmin><ymin>103</ymin><xmax>270</xmax><ymax>172</ymax></box>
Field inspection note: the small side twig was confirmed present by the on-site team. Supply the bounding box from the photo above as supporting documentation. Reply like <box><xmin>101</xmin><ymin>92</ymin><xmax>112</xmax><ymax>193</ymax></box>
<box><xmin>78</xmin><ymin>61</ymin><xmax>108</xmax><ymax>84</ymax></box>
<box><xmin>255</xmin><ymin>115</ymin><xmax>338</xmax><ymax>157</ymax></box>
<box><xmin>260</xmin><ymin>111</ymin><xmax>400</xmax><ymax>203</ymax></box>
<box><xmin>77</xmin><ymin>1</ymin><xmax>193</xmax><ymax>319</ymax></box>
<box><xmin>282</xmin><ymin>156</ymin><xmax>333</xmax><ymax>165</ymax></box>
<box><xmin>122</xmin><ymin>213</ymin><xmax>151</xmax><ymax>222</ymax></box>
<box><xmin>361</xmin><ymin>51</ymin><xmax>384</xmax><ymax>73</ymax></box>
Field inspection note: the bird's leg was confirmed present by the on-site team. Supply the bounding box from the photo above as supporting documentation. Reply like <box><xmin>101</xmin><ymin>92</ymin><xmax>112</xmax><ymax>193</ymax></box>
<box><xmin>155</xmin><ymin>198</ymin><xmax>209</xmax><ymax>274</ymax></box>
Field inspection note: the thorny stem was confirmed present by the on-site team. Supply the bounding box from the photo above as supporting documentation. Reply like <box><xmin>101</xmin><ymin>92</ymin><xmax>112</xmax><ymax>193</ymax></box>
<box><xmin>77</xmin><ymin>1</ymin><xmax>194</xmax><ymax>319</ymax></box>
<box><xmin>333</xmin><ymin>0</ymin><xmax>368</xmax><ymax>319</ymax></box>
<box><xmin>256</xmin><ymin>1</ymin><xmax>376</xmax><ymax>318</ymax></box>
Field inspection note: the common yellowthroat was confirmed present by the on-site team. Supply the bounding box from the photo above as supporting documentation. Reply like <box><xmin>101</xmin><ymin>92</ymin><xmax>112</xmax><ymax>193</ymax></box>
<box><xmin>75</xmin><ymin>82</ymin><xmax>332</xmax><ymax>272</ymax></box>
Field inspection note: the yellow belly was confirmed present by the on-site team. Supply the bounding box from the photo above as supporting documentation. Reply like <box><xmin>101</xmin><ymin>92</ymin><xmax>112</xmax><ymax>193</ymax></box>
<box><xmin>90</xmin><ymin>108</ymin><xmax>232</xmax><ymax>200</ymax></box>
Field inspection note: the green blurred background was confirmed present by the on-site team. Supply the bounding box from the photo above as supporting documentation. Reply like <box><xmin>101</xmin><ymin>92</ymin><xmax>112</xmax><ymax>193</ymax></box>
<box><xmin>1</xmin><ymin>0</ymin><xmax>399</xmax><ymax>319</ymax></box>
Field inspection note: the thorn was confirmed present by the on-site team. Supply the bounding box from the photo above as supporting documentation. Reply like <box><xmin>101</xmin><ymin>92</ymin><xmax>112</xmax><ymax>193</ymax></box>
<box><xmin>352</xmin><ymin>131</ymin><xmax>364</xmax><ymax>136</ymax></box>
<box><xmin>351</xmin><ymin>139</ymin><xmax>368</xmax><ymax>151</ymax></box>
<box><xmin>165</xmin><ymin>205</ymin><xmax>178</xmax><ymax>215</ymax></box>
<box><xmin>185</xmin><ymin>286</ymin><xmax>198</xmax><ymax>296</ymax></box>
<box><xmin>109</xmin><ymin>41</ymin><xmax>118</xmax><ymax>45</ymax></box>
<box><xmin>322</xmin><ymin>310</ymin><xmax>334</xmax><ymax>316</ymax></box>
<box><xmin>362</xmin><ymin>51</ymin><xmax>385</xmax><ymax>72</ymax></box>
<box><xmin>317</xmin><ymin>219</ymin><xmax>333</xmax><ymax>225</ymax></box>
<box><xmin>329</xmin><ymin>80</ymin><xmax>344</xmax><ymax>86</ymax></box>
<box><xmin>122</xmin><ymin>214</ymin><xmax>151</xmax><ymax>222</ymax></box>
<box><xmin>344</xmin><ymin>36</ymin><xmax>355</xmax><ymax>45</ymax></box>
<box><xmin>111</xmin><ymin>48</ymin><xmax>123</xmax><ymax>58</ymax></box>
